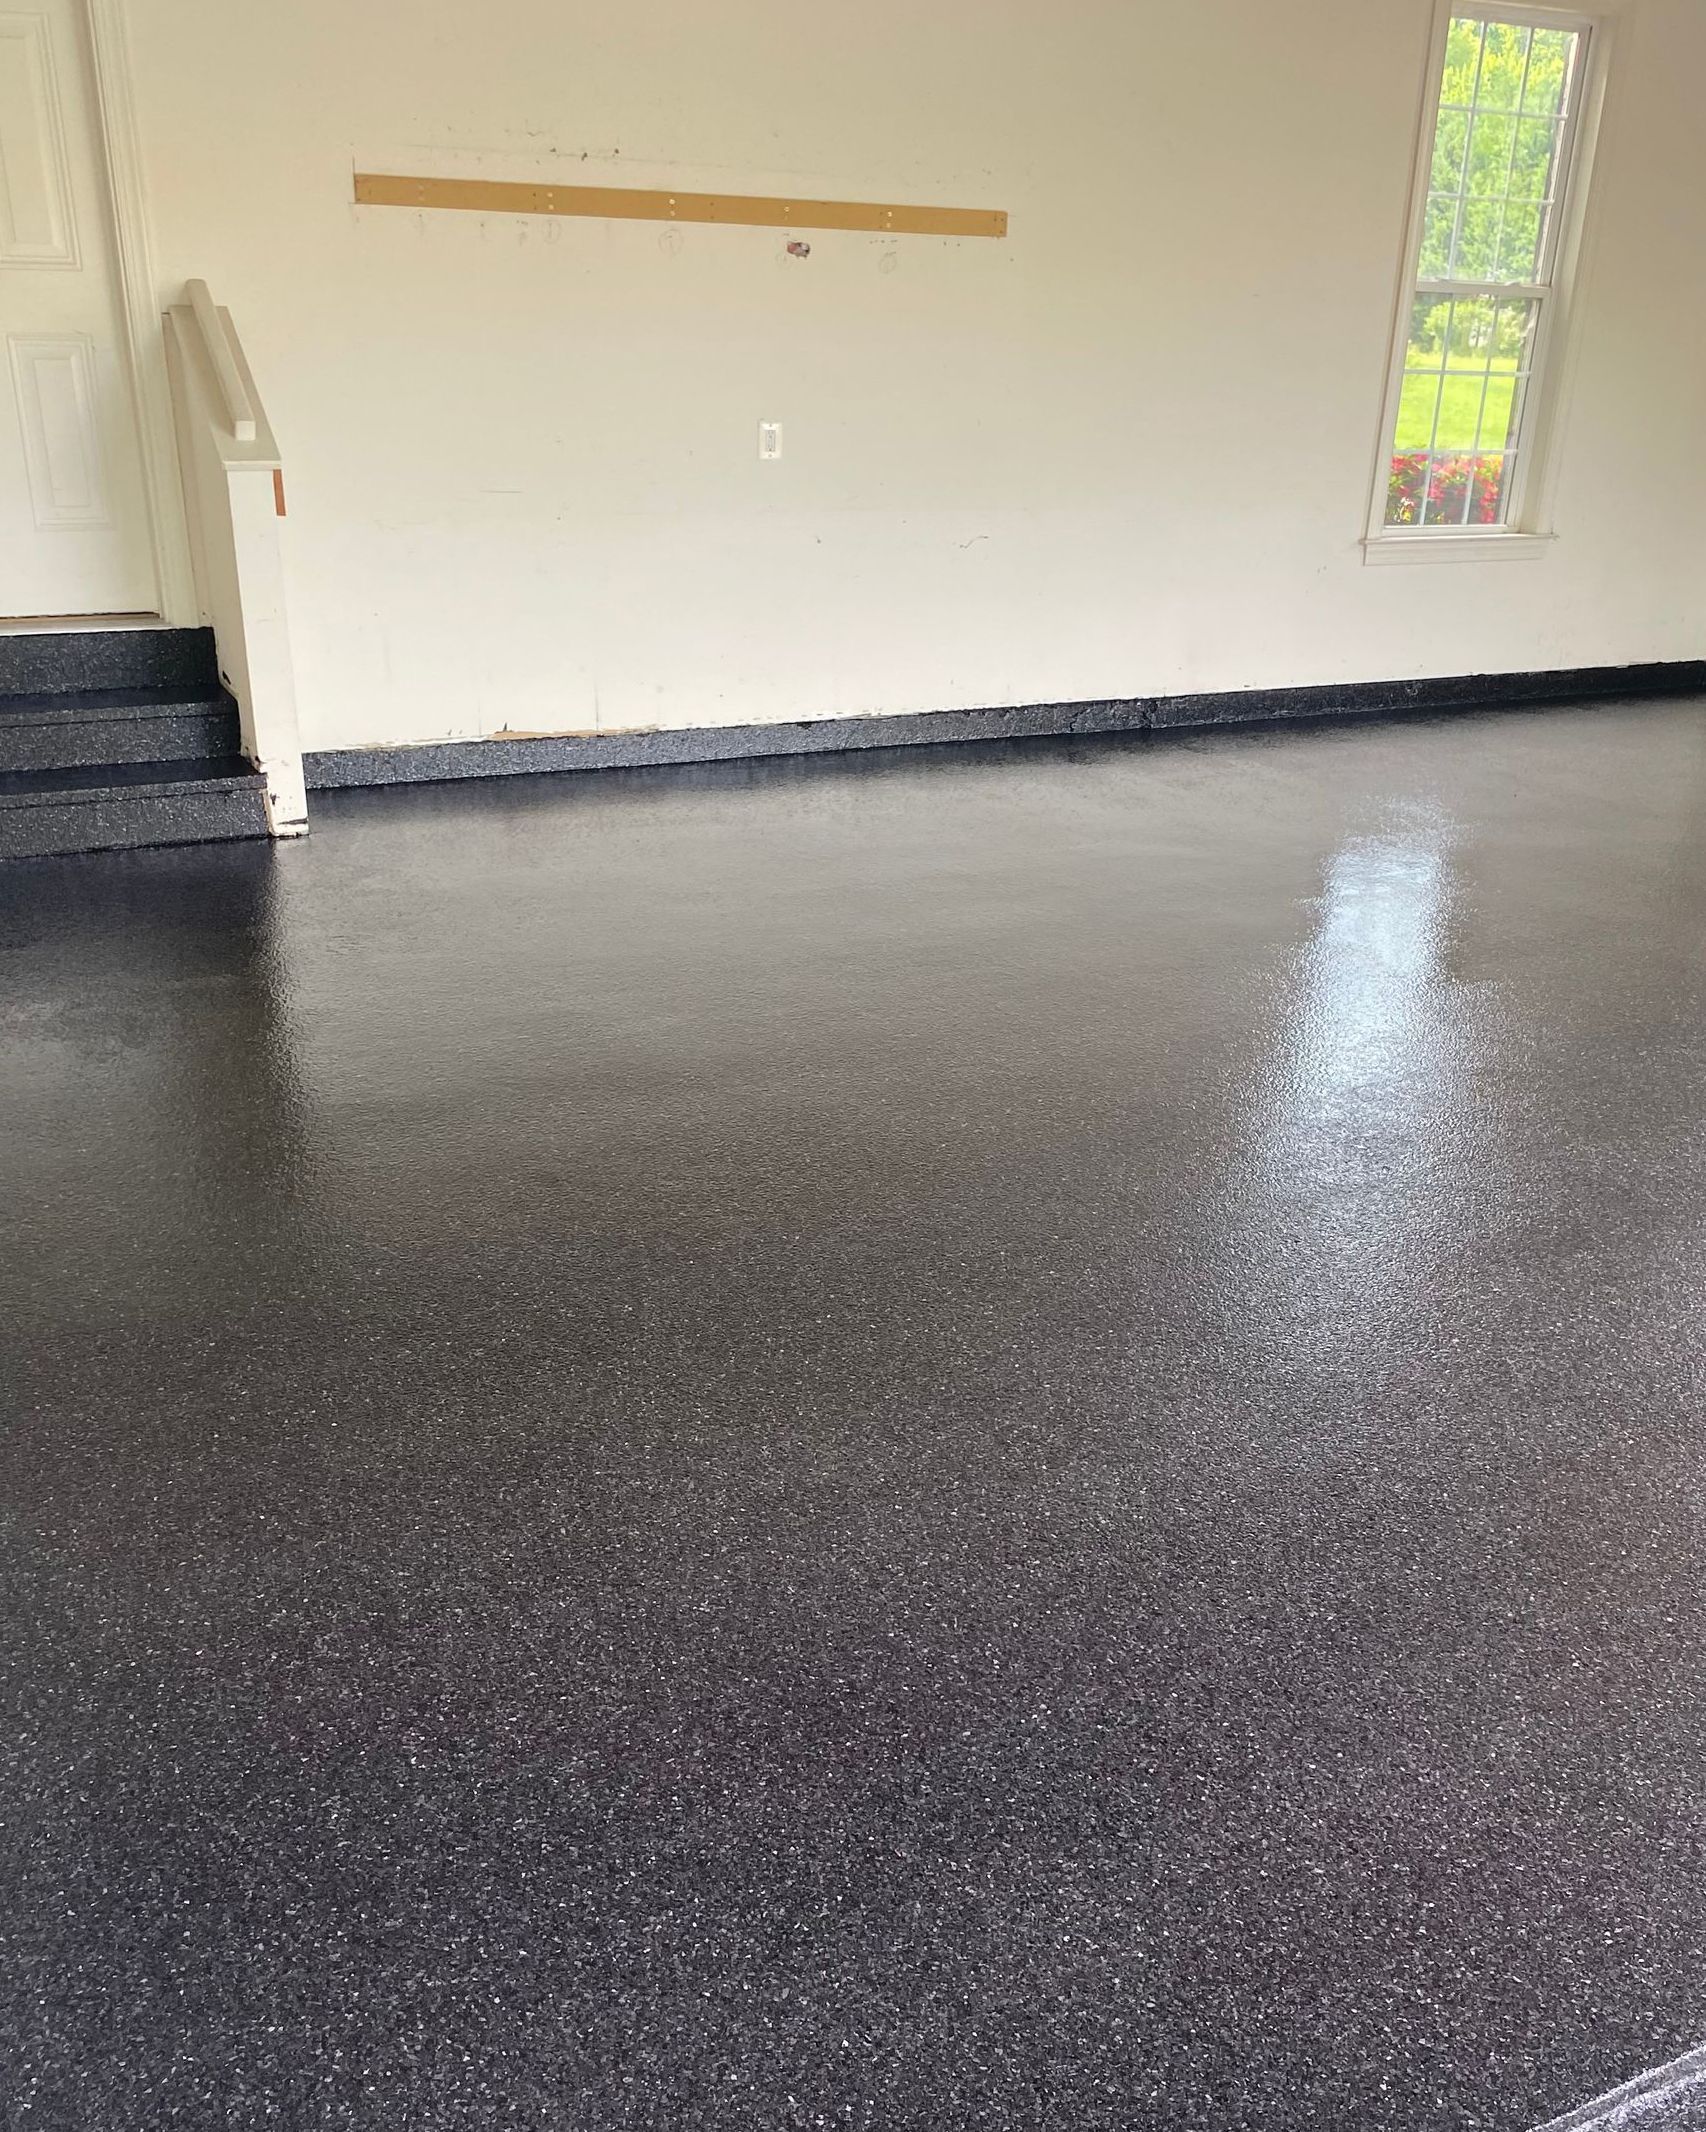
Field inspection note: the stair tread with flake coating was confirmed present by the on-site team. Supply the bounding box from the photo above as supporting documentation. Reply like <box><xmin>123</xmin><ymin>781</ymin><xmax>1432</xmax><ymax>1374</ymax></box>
<box><xmin>0</xmin><ymin>685</ymin><xmax>232</xmax><ymax>726</ymax></box>
<box><xmin>0</xmin><ymin>756</ymin><xmax>262</xmax><ymax>808</ymax></box>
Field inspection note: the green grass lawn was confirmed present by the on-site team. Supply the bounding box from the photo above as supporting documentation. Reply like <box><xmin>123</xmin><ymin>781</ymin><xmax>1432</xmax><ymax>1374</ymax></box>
<box><xmin>1396</xmin><ymin>359</ymin><xmax>1520</xmax><ymax>454</ymax></box>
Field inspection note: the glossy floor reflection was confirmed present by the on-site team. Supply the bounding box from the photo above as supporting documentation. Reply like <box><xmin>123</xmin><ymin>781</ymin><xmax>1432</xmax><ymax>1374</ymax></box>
<box><xmin>6</xmin><ymin>699</ymin><xmax>1706</xmax><ymax>2131</ymax></box>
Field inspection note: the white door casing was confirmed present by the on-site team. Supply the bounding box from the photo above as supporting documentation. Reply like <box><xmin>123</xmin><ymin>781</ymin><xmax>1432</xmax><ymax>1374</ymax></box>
<box><xmin>0</xmin><ymin>1</ymin><xmax>154</xmax><ymax>616</ymax></box>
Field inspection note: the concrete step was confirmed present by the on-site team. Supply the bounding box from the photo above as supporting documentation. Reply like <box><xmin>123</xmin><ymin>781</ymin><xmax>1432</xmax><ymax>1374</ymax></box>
<box><xmin>0</xmin><ymin>686</ymin><xmax>241</xmax><ymax>773</ymax></box>
<box><xmin>0</xmin><ymin>624</ymin><xmax>219</xmax><ymax>698</ymax></box>
<box><xmin>0</xmin><ymin>756</ymin><xmax>269</xmax><ymax>861</ymax></box>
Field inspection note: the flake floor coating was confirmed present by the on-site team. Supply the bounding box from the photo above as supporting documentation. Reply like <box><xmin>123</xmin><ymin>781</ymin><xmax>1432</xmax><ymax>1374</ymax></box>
<box><xmin>5</xmin><ymin>701</ymin><xmax>1706</xmax><ymax>2131</ymax></box>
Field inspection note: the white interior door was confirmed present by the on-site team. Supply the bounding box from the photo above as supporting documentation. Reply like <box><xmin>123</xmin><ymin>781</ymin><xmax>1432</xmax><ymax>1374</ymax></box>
<box><xmin>0</xmin><ymin>1</ymin><xmax>155</xmax><ymax>617</ymax></box>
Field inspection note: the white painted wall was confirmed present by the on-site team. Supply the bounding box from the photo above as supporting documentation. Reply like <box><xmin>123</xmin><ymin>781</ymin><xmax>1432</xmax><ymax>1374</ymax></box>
<box><xmin>125</xmin><ymin>0</ymin><xmax>1705</xmax><ymax>754</ymax></box>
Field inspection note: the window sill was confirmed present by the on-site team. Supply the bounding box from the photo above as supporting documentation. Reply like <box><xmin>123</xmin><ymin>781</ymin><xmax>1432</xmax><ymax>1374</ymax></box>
<box><xmin>1362</xmin><ymin>531</ymin><xmax>1555</xmax><ymax>566</ymax></box>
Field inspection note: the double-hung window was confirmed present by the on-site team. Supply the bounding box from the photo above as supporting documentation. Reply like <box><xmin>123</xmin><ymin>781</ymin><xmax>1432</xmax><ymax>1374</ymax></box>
<box><xmin>1370</xmin><ymin>8</ymin><xmax>1598</xmax><ymax>548</ymax></box>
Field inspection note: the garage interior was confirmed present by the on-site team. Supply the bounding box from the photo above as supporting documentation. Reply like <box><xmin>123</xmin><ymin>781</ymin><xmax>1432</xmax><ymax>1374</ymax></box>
<box><xmin>5</xmin><ymin>2</ymin><xmax>1706</xmax><ymax>2126</ymax></box>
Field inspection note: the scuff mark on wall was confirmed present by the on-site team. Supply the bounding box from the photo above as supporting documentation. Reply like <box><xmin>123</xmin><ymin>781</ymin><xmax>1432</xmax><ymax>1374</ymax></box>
<box><xmin>489</xmin><ymin>724</ymin><xmax>606</xmax><ymax>741</ymax></box>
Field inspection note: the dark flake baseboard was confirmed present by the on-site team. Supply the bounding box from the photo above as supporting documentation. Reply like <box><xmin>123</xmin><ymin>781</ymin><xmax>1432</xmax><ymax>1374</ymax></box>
<box><xmin>304</xmin><ymin>661</ymin><xmax>1706</xmax><ymax>792</ymax></box>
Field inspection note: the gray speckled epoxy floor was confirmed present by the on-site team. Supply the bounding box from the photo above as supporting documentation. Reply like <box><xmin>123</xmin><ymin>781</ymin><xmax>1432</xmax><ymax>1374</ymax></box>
<box><xmin>6</xmin><ymin>701</ymin><xmax>1706</xmax><ymax>2131</ymax></box>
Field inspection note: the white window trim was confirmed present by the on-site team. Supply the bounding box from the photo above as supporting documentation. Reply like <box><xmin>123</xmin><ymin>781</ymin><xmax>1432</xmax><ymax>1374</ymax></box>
<box><xmin>1362</xmin><ymin>0</ymin><xmax>1615</xmax><ymax>564</ymax></box>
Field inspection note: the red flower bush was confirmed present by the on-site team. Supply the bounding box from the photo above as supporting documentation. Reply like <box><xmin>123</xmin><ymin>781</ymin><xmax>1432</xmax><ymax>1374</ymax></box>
<box><xmin>1387</xmin><ymin>452</ymin><xmax>1506</xmax><ymax>527</ymax></box>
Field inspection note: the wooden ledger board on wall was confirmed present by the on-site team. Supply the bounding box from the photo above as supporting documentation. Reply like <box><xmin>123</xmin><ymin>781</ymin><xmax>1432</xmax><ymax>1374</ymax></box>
<box><xmin>353</xmin><ymin>172</ymin><xmax>1008</xmax><ymax>240</ymax></box>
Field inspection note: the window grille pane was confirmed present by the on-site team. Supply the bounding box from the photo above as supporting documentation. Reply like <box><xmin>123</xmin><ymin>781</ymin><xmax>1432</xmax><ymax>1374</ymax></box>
<box><xmin>1510</xmin><ymin>117</ymin><xmax>1562</xmax><ymax>200</ymax></box>
<box><xmin>1467</xmin><ymin>21</ymin><xmax>1532</xmax><ymax>111</ymax></box>
<box><xmin>1464</xmin><ymin>110</ymin><xmax>1517</xmax><ymax>194</ymax></box>
<box><xmin>1420</xmin><ymin>195</ymin><xmax>1458</xmax><ymax>280</ymax></box>
<box><xmin>1452</xmin><ymin>188</ymin><xmax>1502</xmax><ymax>279</ymax></box>
<box><xmin>1521</xmin><ymin>29</ymin><xmax>1577</xmax><ymax>117</ymax></box>
<box><xmin>1495</xmin><ymin>197</ymin><xmax>1545</xmax><ymax>282</ymax></box>
<box><xmin>1422</xmin><ymin>460</ymin><xmax>1472</xmax><ymax>527</ymax></box>
<box><xmin>1430</xmin><ymin>108</ymin><xmax>1469</xmax><ymax>195</ymax></box>
<box><xmin>1441</xmin><ymin>16</ymin><xmax>1486</xmax><ymax>104</ymax></box>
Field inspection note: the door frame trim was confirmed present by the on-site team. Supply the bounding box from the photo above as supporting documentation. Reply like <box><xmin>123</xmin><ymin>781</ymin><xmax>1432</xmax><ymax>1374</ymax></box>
<box><xmin>81</xmin><ymin>0</ymin><xmax>194</xmax><ymax>622</ymax></box>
